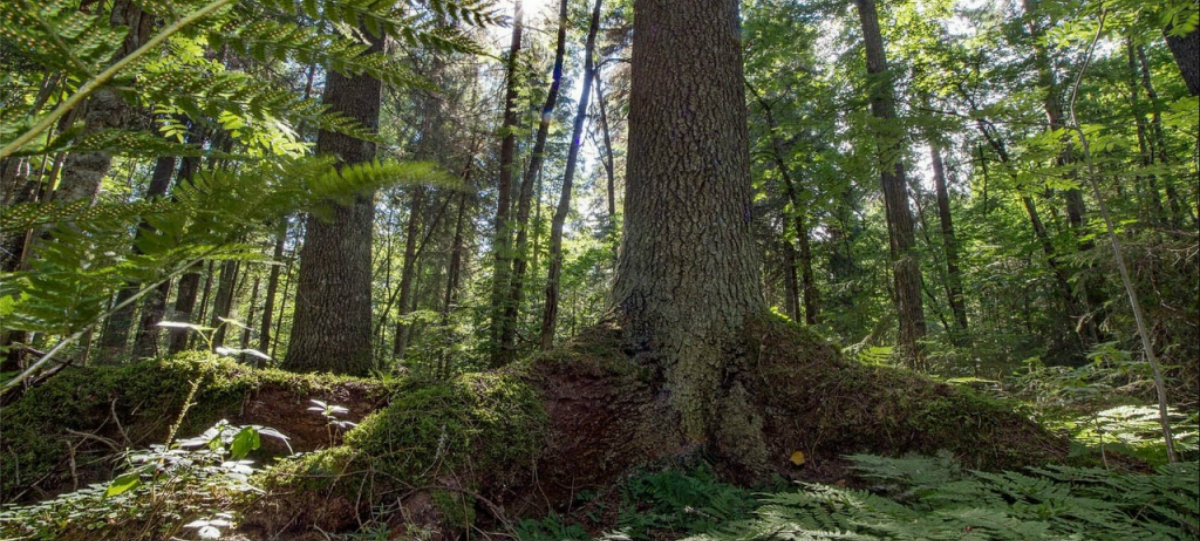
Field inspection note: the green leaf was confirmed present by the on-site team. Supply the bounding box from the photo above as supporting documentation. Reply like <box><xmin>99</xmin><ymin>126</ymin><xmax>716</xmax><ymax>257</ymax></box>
<box><xmin>229</xmin><ymin>427</ymin><xmax>261</xmax><ymax>460</ymax></box>
<box><xmin>104</xmin><ymin>473</ymin><xmax>141</xmax><ymax>498</ymax></box>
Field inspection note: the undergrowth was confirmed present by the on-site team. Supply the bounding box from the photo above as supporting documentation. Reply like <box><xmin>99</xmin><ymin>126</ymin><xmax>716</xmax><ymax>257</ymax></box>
<box><xmin>520</xmin><ymin>454</ymin><xmax>1199</xmax><ymax>541</ymax></box>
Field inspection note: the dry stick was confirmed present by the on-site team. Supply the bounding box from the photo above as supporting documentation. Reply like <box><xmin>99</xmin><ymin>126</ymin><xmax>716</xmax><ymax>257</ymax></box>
<box><xmin>1066</xmin><ymin>10</ymin><xmax>1177</xmax><ymax>463</ymax></box>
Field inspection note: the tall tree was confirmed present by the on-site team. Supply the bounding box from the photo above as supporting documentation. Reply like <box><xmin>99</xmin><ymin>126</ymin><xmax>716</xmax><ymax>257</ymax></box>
<box><xmin>488</xmin><ymin>0</ymin><xmax>524</xmax><ymax>366</ymax></box>
<box><xmin>929</xmin><ymin>141</ymin><xmax>968</xmax><ymax>336</ymax></box>
<box><xmin>283</xmin><ymin>33</ymin><xmax>384</xmax><ymax>375</ymax></box>
<box><xmin>541</xmin><ymin>0</ymin><xmax>602</xmax><ymax>350</ymax></box>
<box><xmin>612</xmin><ymin>0</ymin><xmax>766</xmax><ymax>462</ymax></box>
<box><xmin>500</xmin><ymin>0</ymin><xmax>570</xmax><ymax>362</ymax></box>
<box><xmin>854</xmin><ymin>0</ymin><xmax>927</xmax><ymax>365</ymax></box>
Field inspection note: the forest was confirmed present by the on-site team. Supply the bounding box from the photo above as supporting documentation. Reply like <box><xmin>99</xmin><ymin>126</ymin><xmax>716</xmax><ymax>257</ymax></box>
<box><xmin>0</xmin><ymin>0</ymin><xmax>1197</xmax><ymax>538</ymax></box>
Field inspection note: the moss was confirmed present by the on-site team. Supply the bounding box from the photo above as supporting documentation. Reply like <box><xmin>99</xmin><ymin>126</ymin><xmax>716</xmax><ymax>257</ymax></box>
<box><xmin>431</xmin><ymin>490</ymin><xmax>476</xmax><ymax>530</ymax></box>
<box><xmin>1</xmin><ymin>352</ymin><xmax>384</xmax><ymax>501</ymax></box>
<box><xmin>344</xmin><ymin>371</ymin><xmax>547</xmax><ymax>487</ymax></box>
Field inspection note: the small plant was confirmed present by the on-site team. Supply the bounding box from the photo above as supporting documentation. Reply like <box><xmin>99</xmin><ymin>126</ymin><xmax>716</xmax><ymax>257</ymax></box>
<box><xmin>0</xmin><ymin>420</ymin><xmax>290</xmax><ymax>540</ymax></box>
<box><xmin>309</xmin><ymin>399</ymin><xmax>357</xmax><ymax>444</ymax></box>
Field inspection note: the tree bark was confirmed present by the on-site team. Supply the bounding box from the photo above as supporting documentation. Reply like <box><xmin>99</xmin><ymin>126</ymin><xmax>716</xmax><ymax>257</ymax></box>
<box><xmin>540</xmin><ymin>0</ymin><xmax>602</xmax><ymax>351</ymax></box>
<box><xmin>855</xmin><ymin>0</ymin><xmax>927</xmax><ymax>365</ymax></box>
<box><xmin>54</xmin><ymin>0</ymin><xmax>156</xmax><ymax>205</ymax></box>
<box><xmin>283</xmin><ymin>32</ymin><xmax>383</xmax><ymax>375</ymax></box>
<box><xmin>488</xmin><ymin>0</ymin><xmax>524</xmax><ymax>365</ymax></box>
<box><xmin>209</xmin><ymin>260</ymin><xmax>240</xmax><ymax>349</ymax></box>
<box><xmin>1164</xmin><ymin>3</ymin><xmax>1200</xmax><ymax>96</ymax></box>
<box><xmin>612</xmin><ymin>0</ymin><xmax>766</xmax><ymax>464</ymax></box>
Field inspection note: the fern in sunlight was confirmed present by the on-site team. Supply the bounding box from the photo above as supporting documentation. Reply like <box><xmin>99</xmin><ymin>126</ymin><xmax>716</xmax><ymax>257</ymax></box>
<box><xmin>690</xmin><ymin>453</ymin><xmax>1198</xmax><ymax>541</ymax></box>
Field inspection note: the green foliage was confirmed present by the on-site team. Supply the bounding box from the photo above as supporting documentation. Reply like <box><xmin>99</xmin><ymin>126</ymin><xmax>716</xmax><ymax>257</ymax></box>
<box><xmin>0</xmin><ymin>352</ymin><xmax>383</xmax><ymax>499</ymax></box>
<box><xmin>0</xmin><ymin>420</ymin><xmax>284</xmax><ymax>540</ymax></box>
<box><xmin>613</xmin><ymin>466</ymin><xmax>760</xmax><ymax>540</ymax></box>
<box><xmin>691</xmin><ymin>454</ymin><xmax>1199</xmax><ymax>541</ymax></box>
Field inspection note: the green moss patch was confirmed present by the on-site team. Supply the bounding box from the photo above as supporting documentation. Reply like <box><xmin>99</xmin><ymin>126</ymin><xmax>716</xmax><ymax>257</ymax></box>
<box><xmin>747</xmin><ymin>315</ymin><xmax>1066</xmax><ymax>473</ymax></box>
<box><xmin>1</xmin><ymin>353</ymin><xmax>386</xmax><ymax>502</ymax></box>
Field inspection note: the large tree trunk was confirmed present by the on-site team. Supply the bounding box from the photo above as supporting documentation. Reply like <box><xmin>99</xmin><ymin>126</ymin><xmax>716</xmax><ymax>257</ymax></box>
<box><xmin>1164</xmin><ymin>3</ymin><xmax>1200</xmax><ymax>96</ymax></box>
<box><xmin>283</xmin><ymin>33</ymin><xmax>383</xmax><ymax>375</ymax></box>
<box><xmin>488</xmin><ymin>0</ymin><xmax>524</xmax><ymax>366</ymax></box>
<box><xmin>854</xmin><ymin>0</ymin><xmax>927</xmax><ymax>365</ymax></box>
<box><xmin>540</xmin><ymin>0</ymin><xmax>602</xmax><ymax>351</ymax></box>
<box><xmin>930</xmin><ymin>143</ymin><xmax>968</xmax><ymax>336</ymax></box>
<box><xmin>612</xmin><ymin>0</ymin><xmax>766</xmax><ymax>463</ymax></box>
<box><xmin>499</xmin><ymin>0</ymin><xmax>570</xmax><ymax>363</ymax></box>
<box><xmin>55</xmin><ymin>0</ymin><xmax>156</xmax><ymax>205</ymax></box>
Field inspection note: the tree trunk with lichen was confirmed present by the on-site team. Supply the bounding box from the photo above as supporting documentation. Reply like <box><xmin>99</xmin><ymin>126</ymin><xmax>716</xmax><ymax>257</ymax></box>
<box><xmin>612</xmin><ymin>0</ymin><xmax>768</xmax><ymax>467</ymax></box>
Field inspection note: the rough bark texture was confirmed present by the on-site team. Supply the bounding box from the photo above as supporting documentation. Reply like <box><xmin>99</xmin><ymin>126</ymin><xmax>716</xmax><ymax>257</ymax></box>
<box><xmin>488</xmin><ymin>1</ymin><xmax>524</xmax><ymax>365</ymax></box>
<box><xmin>855</xmin><ymin>0</ymin><xmax>927</xmax><ymax>365</ymax></box>
<box><xmin>54</xmin><ymin>0</ymin><xmax>155</xmax><ymax>205</ymax></box>
<box><xmin>930</xmin><ymin>143</ymin><xmax>968</xmax><ymax>335</ymax></box>
<box><xmin>541</xmin><ymin>0</ymin><xmax>602</xmax><ymax>351</ymax></box>
<box><xmin>283</xmin><ymin>34</ymin><xmax>383</xmax><ymax>375</ymax></box>
<box><xmin>612</xmin><ymin>0</ymin><xmax>766</xmax><ymax>463</ymax></box>
<box><xmin>1165</xmin><ymin>7</ymin><xmax>1200</xmax><ymax>96</ymax></box>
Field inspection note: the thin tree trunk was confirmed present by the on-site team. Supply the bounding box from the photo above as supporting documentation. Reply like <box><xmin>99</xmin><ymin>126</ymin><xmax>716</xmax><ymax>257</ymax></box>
<box><xmin>1137</xmin><ymin>45</ymin><xmax>1189</xmax><ymax>227</ymax></box>
<box><xmin>97</xmin><ymin>154</ymin><xmax>178</xmax><ymax>360</ymax></box>
<box><xmin>240</xmin><ymin>276</ymin><xmax>261</xmax><ymax>362</ymax></box>
<box><xmin>499</xmin><ymin>0</ymin><xmax>571</xmax><ymax>362</ymax></box>
<box><xmin>209</xmin><ymin>260</ymin><xmax>240</xmax><ymax>349</ymax></box>
<box><xmin>855</xmin><ymin>0</ymin><xmax>926</xmax><ymax>366</ymax></box>
<box><xmin>489</xmin><ymin>0</ymin><xmax>525</xmax><ymax>364</ymax></box>
<box><xmin>393</xmin><ymin>188</ymin><xmax>425</xmax><ymax>359</ymax></box>
<box><xmin>271</xmin><ymin>248</ymin><xmax>294</xmax><ymax>360</ymax></box>
<box><xmin>780</xmin><ymin>240</ymin><xmax>801</xmax><ymax>321</ymax></box>
<box><xmin>594</xmin><ymin>64</ymin><xmax>617</xmax><ymax>225</ymax></box>
<box><xmin>1126</xmin><ymin>38</ymin><xmax>1167</xmax><ymax>224</ymax></box>
<box><xmin>747</xmin><ymin>82</ymin><xmax>819</xmax><ymax>325</ymax></box>
<box><xmin>930</xmin><ymin>142</ymin><xmax>968</xmax><ymax>336</ymax></box>
<box><xmin>257</xmin><ymin>220</ymin><xmax>287</xmax><ymax>355</ymax></box>
<box><xmin>540</xmin><ymin>0</ymin><xmax>603</xmax><ymax>351</ymax></box>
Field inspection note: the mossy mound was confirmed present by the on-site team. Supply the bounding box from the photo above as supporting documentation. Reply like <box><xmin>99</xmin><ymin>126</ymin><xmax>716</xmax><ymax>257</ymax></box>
<box><xmin>745</xmin><ymin>316</ymin><xmax>1066</xmax><ymax>476</ymax></box>
<box><xmin>0</xmin><ymin>353</ymin><xmax>386</xmax><ymax>502</ymax></box>
<box><xmin>515</xmin><ymin>315</ymin><xmax>1065</xmax><ymax>509</ymax></box>
<box><xmin>242</xmin><ymin>370</ymin><xmax>547</xmax><ymax>538</ymax></box>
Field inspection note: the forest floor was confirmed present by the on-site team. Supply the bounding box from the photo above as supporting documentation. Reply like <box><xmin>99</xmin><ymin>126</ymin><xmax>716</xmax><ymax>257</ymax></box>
<box><xmin>0</xmin><ymin>318</ymin><xmax>1194</xmax><ymax>540</ymax></box>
